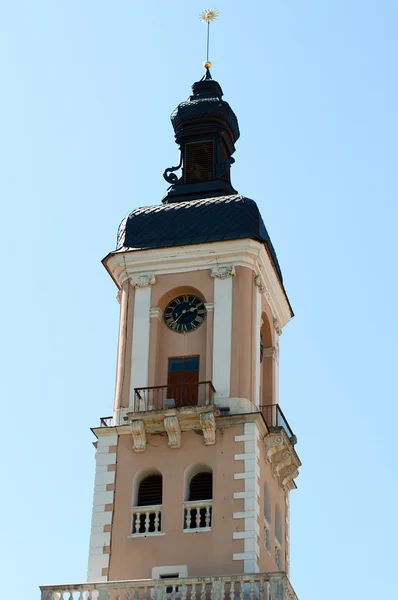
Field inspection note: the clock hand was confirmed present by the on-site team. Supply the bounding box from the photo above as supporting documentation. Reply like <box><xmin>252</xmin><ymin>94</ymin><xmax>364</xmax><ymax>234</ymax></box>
<box><xmin>174</xmin><ymin>309</ymin><xmax>187</xmax><ymax>322</ymax></box>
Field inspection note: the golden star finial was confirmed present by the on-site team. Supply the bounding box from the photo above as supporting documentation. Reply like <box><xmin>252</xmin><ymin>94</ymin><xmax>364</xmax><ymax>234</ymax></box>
<box><xmin>200</xmin><ymin>9</ymin><xmax>219</xmax><ymax>69</ymax></box>
<box><xmin>200</xmin><ymin>8</ymin><xmax>219</xmax><ymax>23</ymax></box>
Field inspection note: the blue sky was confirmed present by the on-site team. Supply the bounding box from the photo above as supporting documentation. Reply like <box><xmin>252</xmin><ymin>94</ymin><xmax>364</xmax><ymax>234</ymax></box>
<box><xmin>1</xmin><ymin>1</ymin><xmax>397</xmax><ymax>598</ymax></box>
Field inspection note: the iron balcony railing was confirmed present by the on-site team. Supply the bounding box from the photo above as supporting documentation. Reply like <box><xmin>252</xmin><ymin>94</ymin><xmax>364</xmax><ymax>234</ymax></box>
<box><xmin>260</xmin><ymin>404</ymin><xmax>296</xmax><ymax>444</ymax></box>
<box><xmin>134</xmin><ymin>381</ymin><xmax>215</xmax><ymax>412</ymax></box>
<box><xmin>99</xmin><ymin>416</ymin><xmax>113</xmax><ymax>427</ymax></box>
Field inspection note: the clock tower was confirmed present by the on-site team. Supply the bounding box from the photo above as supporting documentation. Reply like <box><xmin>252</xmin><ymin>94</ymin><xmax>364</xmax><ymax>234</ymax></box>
<box><xmin>41</xmin><ymin>67</ymin><xmax>301</xmax><ymax>600</ymax></box>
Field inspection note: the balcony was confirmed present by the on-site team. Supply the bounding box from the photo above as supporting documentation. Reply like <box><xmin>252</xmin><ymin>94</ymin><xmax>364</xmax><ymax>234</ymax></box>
<box><xmin>260</xmin><ymin>404</ymin><xmax>296</xmax><ymax>445</ymax></box>
<box><xmin>133</xmin><ymin>381</ymin><xmax>215</xmax><ymax>412</ymax></box>
<box><xmin>131</xmin><ymin>504</ymin><xmax>162</xmax><ymax>537</ymax></box>
<box><xmin>40</xmin><ymin>572</ymin><xmax>298</xmax><ymax>600</ymax></box>
<box><xmin>183</xmin><ymin>499</ymin><xmax>212</xmax><ymax>531</ymax></box>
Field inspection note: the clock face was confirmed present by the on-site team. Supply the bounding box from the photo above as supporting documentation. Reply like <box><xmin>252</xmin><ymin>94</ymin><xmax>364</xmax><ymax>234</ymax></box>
<box><xmin>164</xmin><ymin>294</ymin><xmax>206</xmax><ymax>333</ymax></box>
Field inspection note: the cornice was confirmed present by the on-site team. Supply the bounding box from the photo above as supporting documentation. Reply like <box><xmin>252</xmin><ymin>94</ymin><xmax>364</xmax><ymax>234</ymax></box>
<box><xmin>103</xmin><ymin>239</ymin><xmax>292</xmax><ymax>328</ymax></box>
<box><xmin>91</xmin><ymin>408</ymin><xmax>269</xmax><ymax>440</ymax></box>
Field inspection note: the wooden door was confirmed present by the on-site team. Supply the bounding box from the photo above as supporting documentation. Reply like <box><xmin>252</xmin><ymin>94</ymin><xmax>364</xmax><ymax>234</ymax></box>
<box><xmin>167</xmin><ymin>356</ymin><xmax>199</xmax><ymax>407</ymax></box>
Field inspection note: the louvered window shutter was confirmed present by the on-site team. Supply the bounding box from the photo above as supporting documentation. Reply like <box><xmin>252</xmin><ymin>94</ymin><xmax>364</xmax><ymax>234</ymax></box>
<box><xmin>189</xmin><ymin>472</ymin><xmax>213</xmax><ymax>501</ymax></box>
<box><xmin>138</xmin><ymin>475</ymin><xmax>163</xmax><ymax>506</ymax></box>
<box><xmin>184</xmin><ymin>141</ymin><xmax>214</xmax><ymax>184</ymax></box>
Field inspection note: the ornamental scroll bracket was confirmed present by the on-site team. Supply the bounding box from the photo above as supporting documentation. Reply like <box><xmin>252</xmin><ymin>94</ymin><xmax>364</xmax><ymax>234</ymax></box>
<box><xmin>164</xmin><ymin>416</ymin><xmax>181</xmax><ymax>449</ymax></box>
<box><xmin>131</xmin><ymin>420</ymin><xmax>146</xmax><ymax>453</ymax></box>
<box><xmin>264</xmin><ymin>432</ymin><xmax>300</xmax><ymax>490</ymax></box>
<box><xmin>200</xmin><ymin>412</ymin><xmax>216</xmax><ymax>445</ymax></box>
<box><xmin>210</xmin><ymin>265</ymin><xmax>236</xmax><ymax>279</ymax></box>
<box><xmin>130</xmin><ymin>274</ymin><xmax>156</xmax><ymax>289</ymax></box>
<box><xmin>163</xmin><ymin>151</ymin><xmax>183</xmax><ymax>184</ymax></box>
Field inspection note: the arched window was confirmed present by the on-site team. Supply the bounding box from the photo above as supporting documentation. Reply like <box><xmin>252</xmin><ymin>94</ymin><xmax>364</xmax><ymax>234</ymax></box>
<box><xmin>275</xmin><ymin>504</ymin><xmax>283</xmax><ymax>569</ymax></box>
<box><xmin>184</xmin><ymin>465</ymin><xmax>213</xmax><ymax>530</ymax></box>
<box><xmin>264</xmin><ymin>483</ymin><xmax>271</xmax><ymax>523</ymax></box>
<box><xmin>189</xmin><ymin>472</ymin><xmax>213</xmax><ymax>501</ymax></box>
<box><xmin>138</xmin><ymin>474</ymin><xmax>163</xmax><ymax>506</ymax></box>
<box><xmin>260</xmin><ymin>313</ymin><xmax>274</xmax><ymax>407</ymax></box>
<box><xmin>264</xmin><ymin>483</ymin><xmax>271</xmax><ymax>552</ymax></box>
<box><xmin>132</xmin><ymin>472</ymin><xmax>163</xmax><ymax>535</ymax></box>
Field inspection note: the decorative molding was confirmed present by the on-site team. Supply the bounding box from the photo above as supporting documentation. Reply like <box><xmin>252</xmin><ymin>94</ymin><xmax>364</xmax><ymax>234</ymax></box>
<box><xmin>104</xmin><ymin>239</ymin><xmax>293</xmax><ymax>329</ymax></box>
<box><xmin>254</xmin><ymin>273</ymin><xmax>266</xmax><ymax>294</ymax></box>
<box><xmin>149</xmin><ymin>307</ymin><xmax>163</xmax><ymax>321</ymax></box>
<box><xmin>116</xmin><ymin>289</ymin><xmax>122</xmax><ymax>304</ymax></box>
<box><xmin>204</xmin><ymin>302</ymin><xmax>215</xmax><ymax>312</ymax></box>
<box><xmin>131</xmin><ymin>420</ymin><xmax>146</xmax><ymax>452</ymax></box>
<box><xmin>164</xmin><ymin>416</ymin><xmax>181</xmax><ymax>449</ymax></box>
<box><xmin>264</xmin><ymin>434</ymin><xmax>284</xmax><ymax>461</ymax></box>
<box><xmin>130</xmin><ymin>274</ymin><xmax>156</xmax><ymax>288</ymax></box>
<box><xmin>255</xmin><ymin>272</ymin><xmax>273</xmax><ymax>308</ymax></box>
<box><xmin>262</xmin><ymin>346</ymin><xmax>278</xmax><ymax>361</ymax></box>
<box><xmin>210</xmin><ymin>265</ymin><xmax>236</xmax><ymax>279</ymax></box>
<box><xmin>272</xmin><ymin>450</ymin><xmax>292</xmax><ymax>476</ymax></box>
<box><xmin>273</xmin><ymin>318</ymin><xmax>282</xmax><ymax>336</ymax></box>
<box><xmin>264</xmin><ymin>432</ymin><xmax>300</xmax><ymax>490</ymax></box>
<box><xmin>280</xmin><ymin>465</ymin><xmax>299</xmax><ymax>488</ymax></box>
<box><xmin>200</xmin><ymin>412</ymin><xmax>216</xmax><ymax>445</ymax></box>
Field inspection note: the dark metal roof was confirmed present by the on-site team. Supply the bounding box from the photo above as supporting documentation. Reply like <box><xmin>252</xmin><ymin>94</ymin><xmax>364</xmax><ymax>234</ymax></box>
<box><xmin>116</xmin><ymin>194</ymin><xmax>284</xmax><ymax>283</ymax></box>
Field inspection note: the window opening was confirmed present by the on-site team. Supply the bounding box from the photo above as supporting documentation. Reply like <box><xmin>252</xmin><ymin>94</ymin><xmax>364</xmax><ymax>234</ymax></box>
<box><xmin>160</xmin><ymin>574</ymin><xmax>179</xmax><ymax>594</ymax></box>
<box><xmin>138</xmin><ymin>475</ymin><xmax>162</xmax><ymax>506</ymax></box>
<box><xmin>184</xmin><ymin>471</ymin><xmax>212</xmax><ymax>530</ymax></box>
<box><xmin>189</xmin><ymin>472</ymin><xmax>212</xmax><ymax>501</ymax></box>
<box><xmin>133</xmin><ymin>475</ymin><xmax>162</xmax><ymax>535</ymax></box>
<box><xmin>264</xmin><ymin>483</ymin><xmax>271</xmax><ymax>552</ymax></box>
<box><xmin>184</xmin><ymin>141</ymin><xmax>214</xmax><ymax>184</ymax></box>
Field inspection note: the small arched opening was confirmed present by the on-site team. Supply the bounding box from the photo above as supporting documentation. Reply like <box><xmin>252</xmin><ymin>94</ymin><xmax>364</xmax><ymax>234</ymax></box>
<box><xmin>183</xmin><ymin>464</ymin><xmax>213</xmax><ymax>530</ymax></box>
<box><xmin>275</xmin><ymin>504</ymin><xmax>283</xmax><ymax>569</ymax></box>
<box><xmin>263</xmin><ymin>482</ymin><xmax>271</xmax><ymax>552</ymax></box>
<box><xmin>260</xmin><ymin>312</ymin><xmax>274</xmax><ymax>408</ymax></box>
<box><xmin>132</xmin><ymin>470</ymin><xmax>163</xmax><ymax>535</ymax></box>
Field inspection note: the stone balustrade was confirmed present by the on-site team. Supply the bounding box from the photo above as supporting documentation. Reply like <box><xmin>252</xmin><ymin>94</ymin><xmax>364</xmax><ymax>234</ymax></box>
<box><xmin>40</xmin><ymin>573</ymin><xmax>298</xmax><ymax>600</ymax></box>
<box><xmin>183</xmin><ymin>500</ymin><xmax>212</xmax><ymax>530</ymax></box>
<box><xmin>131</xmin><ymin>504</ymin><xmax>162</xmax><ymax>536</ymax></box>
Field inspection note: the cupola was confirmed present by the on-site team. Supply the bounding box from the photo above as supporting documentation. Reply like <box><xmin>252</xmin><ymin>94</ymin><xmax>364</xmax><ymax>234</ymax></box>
<box><xmin>162</xmin><ymin>69</ymin><xmax>240</xmax><ymax>203</ymax></box>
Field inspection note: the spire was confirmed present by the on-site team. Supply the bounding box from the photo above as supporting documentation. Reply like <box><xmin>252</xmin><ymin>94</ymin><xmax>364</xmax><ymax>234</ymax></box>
<box><xmin>162</xmin><ymin>8</ymin><xmax>240</xmax><ymax>203</ymax></box>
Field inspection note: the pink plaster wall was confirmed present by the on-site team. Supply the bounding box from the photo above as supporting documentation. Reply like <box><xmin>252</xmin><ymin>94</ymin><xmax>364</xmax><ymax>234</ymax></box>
<box><xmin>108</xmin><ymin>424</ymin><xmax>246</xmax><ymax>580</ymax></box>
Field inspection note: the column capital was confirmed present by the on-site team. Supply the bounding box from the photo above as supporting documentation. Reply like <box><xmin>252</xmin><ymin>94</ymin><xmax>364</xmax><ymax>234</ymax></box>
<box><xmin>263</xmin><ymin>343</ymin><xmax>279</xmax><ymax>362</ymax></box>
<box><xmin>210</xmin><ymin>265</ymin><xmax>236</xmax><ymax>279</ymax></box>
<box><xmin>273</xmin><ymin>318</ymin><xmax>282</xmax><ymax>336</ymax></box>
<box><xmin>130</xmin><ymin>274</ymin><xmax>156</xmax><ymax>288</ymax></box>
<box><xmin>254</xmin><ymin>273</ymin><xmax>266</xmax><ymax>294</ymax></box>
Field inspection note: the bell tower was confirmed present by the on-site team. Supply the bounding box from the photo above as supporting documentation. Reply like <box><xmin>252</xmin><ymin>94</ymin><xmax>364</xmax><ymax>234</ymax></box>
<box><xmin>40</xmin><ymin>46</ymin><xmax>302</xmax><ymax>600</ymax></box>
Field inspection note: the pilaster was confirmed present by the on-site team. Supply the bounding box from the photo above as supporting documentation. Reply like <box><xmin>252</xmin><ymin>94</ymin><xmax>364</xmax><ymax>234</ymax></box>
<box><xmin>129</xmin><ymin>275</ymin><xmax>156</xmax><ymax>407</ymax></box>
<box><xmin>87</xmin><ymin>432</ymin><xmax>118</xmax><ymax>582</ymax></box>
<box><xmin>211</xmin><ymin>265</ymin><xmax>235</xmax><ymax>399</ymax></box>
